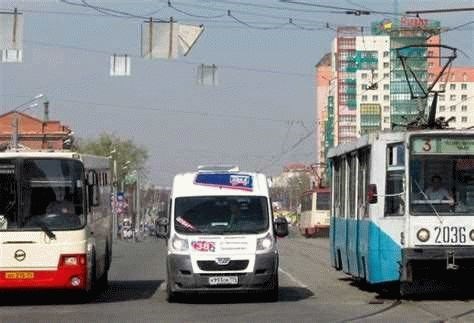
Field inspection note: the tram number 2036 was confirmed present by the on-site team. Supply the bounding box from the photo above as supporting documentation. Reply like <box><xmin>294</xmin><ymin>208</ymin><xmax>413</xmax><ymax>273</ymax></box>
<box><xmin>434</xmin><ymin>226</ymin><xmax>467</xmax><ymax>244</ymax></box>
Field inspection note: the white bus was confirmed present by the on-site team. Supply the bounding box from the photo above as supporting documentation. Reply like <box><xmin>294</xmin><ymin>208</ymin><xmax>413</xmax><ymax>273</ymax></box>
<box><xmin>0</xmin><ymin>150</ymin><xmax>112</xmax><ymax>293</ymax></box>
<box><xmin>157</xmin><ymin>166</ymin><xmax>289</xmax><ymax>302</ymax></box>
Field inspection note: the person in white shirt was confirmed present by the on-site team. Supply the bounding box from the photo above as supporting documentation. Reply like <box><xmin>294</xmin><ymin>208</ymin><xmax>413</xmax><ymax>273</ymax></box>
<box><xmin>425</xmin><ymin>175</ymin><xmax>454</xmax><ymax>203</ymax></box>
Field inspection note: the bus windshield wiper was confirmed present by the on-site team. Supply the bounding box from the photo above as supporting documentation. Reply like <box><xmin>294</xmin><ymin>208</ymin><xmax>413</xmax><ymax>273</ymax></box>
<box><xmin>40</xmin><ymin>222</ymin><xmax>56</xmax><ymax>240</ymax></box>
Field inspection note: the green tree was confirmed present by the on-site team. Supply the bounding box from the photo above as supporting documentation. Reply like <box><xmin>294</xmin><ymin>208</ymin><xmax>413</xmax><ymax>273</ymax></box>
<box><xmin>76</xmin><ymin>133</ymin><xmax>149</xmax><ymax>184</ymax></box>
<box><xmin>287</xmin><ymin>173</ymin><xmax>312</xmax><ymax>211</ymax></box>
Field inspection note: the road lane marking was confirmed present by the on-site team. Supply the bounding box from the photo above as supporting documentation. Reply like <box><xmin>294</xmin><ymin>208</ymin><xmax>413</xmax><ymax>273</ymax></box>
<box><xmin>278</xmin><ymin>267</ymin><xmax>308</xmax><ymax>288</ymax></box>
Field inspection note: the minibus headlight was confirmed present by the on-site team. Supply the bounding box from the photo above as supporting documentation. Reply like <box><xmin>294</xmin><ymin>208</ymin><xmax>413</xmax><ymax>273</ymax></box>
<box><xmin>470</xmin><ymin>229</ymin><xmax>474</xmax><ymax>241</ymax></box>
<box><xmin>257</xmin><ymin>233</ymin><xmax>274</xmax><ymax>252</ymax></box>
<box><xmin>171</xmin><ymin>235</ymin><xmax>189</xmax><ymax>252</ymax></box>
<box><xmin>417</xmin><ymin>228</ymin><xmax>430</xmax><ymax>242</ymax></box>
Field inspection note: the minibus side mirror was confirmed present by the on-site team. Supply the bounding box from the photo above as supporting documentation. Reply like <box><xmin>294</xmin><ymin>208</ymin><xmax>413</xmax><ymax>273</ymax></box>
<box><xmin>156</xmin><ymin>217</ymin><xmax>170</xmax><ymax>239</ymax></box>
<box><xmin>274</xmin><ymin>217</ymin><xmax>289</xmax><ymax>238</ymax></box>
<box><xmin>367</xmin><ymin>184</ymin><xmax>378</xmax><ymax>204</ymax></box>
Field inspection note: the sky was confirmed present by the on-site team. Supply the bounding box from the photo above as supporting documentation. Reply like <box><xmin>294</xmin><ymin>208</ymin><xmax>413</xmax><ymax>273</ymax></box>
<box><xmin>0</xmin><ymin>0</ymin><xmax>473</xmax><ymax>185</ymax></box>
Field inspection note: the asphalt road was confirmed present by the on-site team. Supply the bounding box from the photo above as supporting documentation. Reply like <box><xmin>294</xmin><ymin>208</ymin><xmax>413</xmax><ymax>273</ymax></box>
<box><xmin>1</xmin><ymin>231</ymin><xmax>474</xmax><ymax>322</ymax></box>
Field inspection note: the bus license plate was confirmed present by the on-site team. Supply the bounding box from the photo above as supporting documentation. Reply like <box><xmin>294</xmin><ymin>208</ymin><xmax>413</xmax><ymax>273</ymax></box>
<box><xmin>209</xmin><ymin>276</ymin><xmax>238</xmax><ymax>285</ymax></box>
<box><xmin>5</xmin><ymin>272</ymin><xmax>35</xmax><ymax>279</ymax></box>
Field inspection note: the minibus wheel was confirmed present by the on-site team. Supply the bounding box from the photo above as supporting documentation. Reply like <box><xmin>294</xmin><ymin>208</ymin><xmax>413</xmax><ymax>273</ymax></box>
<box><xmin>264</xmin><ymin>273</ymin><xmax>279</xmax><ymax>302</ymax></box>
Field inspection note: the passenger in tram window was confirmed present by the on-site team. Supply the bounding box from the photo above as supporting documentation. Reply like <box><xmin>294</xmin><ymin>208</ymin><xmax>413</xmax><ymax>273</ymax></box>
<box><xmin>425</xmin><ymin>175</ymin><xmax>454</xmax><ymax>203</ymax></box>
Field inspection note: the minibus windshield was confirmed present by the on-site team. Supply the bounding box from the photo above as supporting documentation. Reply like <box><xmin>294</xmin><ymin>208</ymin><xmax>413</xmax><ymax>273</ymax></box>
<box><xmin>174</xmin><ymin>196</ymin><xmax>269</xmax><ymax>234</ymax></box>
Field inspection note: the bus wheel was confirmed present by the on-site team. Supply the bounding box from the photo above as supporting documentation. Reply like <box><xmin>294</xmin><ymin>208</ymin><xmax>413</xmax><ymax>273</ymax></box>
<box><xmin>96</xmin><ymin>269</ymin><xmax>109</xmax><ymax>291</ymax></box>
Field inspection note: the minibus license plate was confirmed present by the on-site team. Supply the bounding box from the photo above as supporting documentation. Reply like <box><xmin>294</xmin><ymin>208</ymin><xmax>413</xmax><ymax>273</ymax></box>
<box><xmin>5</xmin><ymin>272</ymin><xmax>35</xmax><ymax>279</ymax></box>
<box><xmin>209</xmin><ymin>276</ymin><xmax>238</xmax><ymax>285</ymax></box>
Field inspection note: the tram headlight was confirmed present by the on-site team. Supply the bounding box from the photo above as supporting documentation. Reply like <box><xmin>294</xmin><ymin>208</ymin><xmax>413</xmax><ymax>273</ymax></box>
<box><xmin>417</xmin><ymin>228</ymin><xmax>430</xmax><ymax>242</ymax></box>
<box><xmin>470</xmin><ymin>229</ymin><xmax>474</xmax><ymax>241</ymax></box>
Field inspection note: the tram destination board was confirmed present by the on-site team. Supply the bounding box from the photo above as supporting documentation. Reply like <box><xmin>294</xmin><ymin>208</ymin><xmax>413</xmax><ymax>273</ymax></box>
<box><xmin>411</xmin><ymin>136</ymin><xmax>474</xmax><ymax>154</ymax></box>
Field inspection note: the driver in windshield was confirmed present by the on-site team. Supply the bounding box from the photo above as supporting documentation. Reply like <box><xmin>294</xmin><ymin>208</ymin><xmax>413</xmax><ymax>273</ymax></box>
<box><xmin>228</xmin><ymin>201</ymin><xmax>241</xmax><ymax>227</ymax></box>
<box><xmin>425</xmin><ymin>175</ymin><xmax>454</xmax><ymax>203</ymax></box>
<box><xmin>46</xmin><ymin>189</ymin><xmax>74</xmax><ymax>215</ymax></box>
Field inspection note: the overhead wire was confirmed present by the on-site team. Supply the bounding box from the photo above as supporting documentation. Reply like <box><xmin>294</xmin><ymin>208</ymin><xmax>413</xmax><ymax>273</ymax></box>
<box><xmin>227</xmin><ymin>10</ymin><xmax>291</xmax><ymax>30</ymax></box>
<box><xmin>201</xmin><ymin>0</ymin><xmax>353</xmax><ymax>14</ymax></box>
<box><xmin>257</xmin><ymin>127</ymin><xmax>316</xmax><ymax>172</ymax></box>
<box><xmin>60</xmin><ymin>0</ymin><xmax>166</xmax><ymax>20</ymax></box>
<box><xmin>280</xmin><ymin>0</ymin><xmax>416</xmax><ymax>17</ymax></box>
<box><xmin>3</xmin><ymin>94</ymin><xmax>303</xmax><ymax>124</ymax></box>
<box><xmin>22</xmin><ymin>39</ymin><xmax>313</xmax><ymax>78</ymax></box>
<box><xmin>167</xmin><ymin>0</ymin><xmax>226</xmax><ymax>19</ymax></box>
<box><xmin>2</xmin><ymin>3</ymin><xmax>472</xmax><ymax>35</ymax></box>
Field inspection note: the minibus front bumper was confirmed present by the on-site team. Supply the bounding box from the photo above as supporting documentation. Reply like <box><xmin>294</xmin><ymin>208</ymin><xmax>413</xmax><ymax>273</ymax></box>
<box><xmin>167</xmin><ymin>252</ymin><xmax>278</xmax><ymax>293</ymax></box>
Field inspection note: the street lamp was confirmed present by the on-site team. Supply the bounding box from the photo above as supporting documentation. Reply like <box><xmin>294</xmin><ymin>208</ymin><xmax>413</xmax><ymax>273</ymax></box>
<box><xmin>122</xmin><ymin>161</ymin><xmax>142</xmax><ymax>241</ymax></box>
<box><xmin>107</xmin><ymin>148</ymin><xmax>118</xmax><ymax>241</ymax></box>
<box><xmin>10</xmin><ymin>94</ymin><xmax>45</xmax><ymax>149</ymax></box>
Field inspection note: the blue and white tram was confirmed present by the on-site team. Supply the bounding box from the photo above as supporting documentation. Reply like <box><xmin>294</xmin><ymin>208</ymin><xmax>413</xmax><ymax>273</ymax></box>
<box><xmin>328</xmin><ymin>130</ymin><xmax>474</xmax><ymax>292</ymax></box>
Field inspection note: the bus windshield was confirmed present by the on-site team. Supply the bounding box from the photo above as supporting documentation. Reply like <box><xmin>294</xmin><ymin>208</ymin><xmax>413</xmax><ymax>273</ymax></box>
<box><xmin>174</xmin><ymin>196</ymin><xmax>269</xmax><ymax>235</ymax></box>
<box><xmin>0</xmin><ymin>158</ymin><xmax>85</xmax><ymax>231</ymax></box>
<box><xmin>410</xmin><ymin>155</ymin><xmax>474</xmax><ymax>215</ymax></box>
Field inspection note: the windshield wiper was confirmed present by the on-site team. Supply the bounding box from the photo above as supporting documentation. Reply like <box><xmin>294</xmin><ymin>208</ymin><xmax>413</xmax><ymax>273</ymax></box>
<box><xmin>40</xmin><ymin>222</ymin><xmax>56</xmax><ymax>240</ymax></box>
<box><xmin>414</xmin><ymin>179</ymin><xmax>443</xmax><ymax>224</ymax></box>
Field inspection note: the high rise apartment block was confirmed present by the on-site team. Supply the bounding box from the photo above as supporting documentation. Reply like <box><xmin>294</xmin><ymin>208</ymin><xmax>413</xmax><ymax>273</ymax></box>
<box><xmin>315</xmin><ymin>17</ymin><xmax>474</xmax><ymax>169</ymax></box>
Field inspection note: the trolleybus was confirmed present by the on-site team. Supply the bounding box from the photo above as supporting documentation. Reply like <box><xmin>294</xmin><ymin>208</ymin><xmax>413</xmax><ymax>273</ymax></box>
<box><xmin>328</xmin><ymin>130</ymin><xmax>474</xmax><ymax>295</ymax></box>
<box><xmin>0</xmin><ymin>150</ymin><xmax>112</xmax><ymax>293</ymax></box>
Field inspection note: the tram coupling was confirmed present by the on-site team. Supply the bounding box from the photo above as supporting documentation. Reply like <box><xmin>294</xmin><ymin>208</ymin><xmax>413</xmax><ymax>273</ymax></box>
<box><xmin>446</xmin><ymin>251</ymin><xmax>459</xmax><ymax>271</ymax></box>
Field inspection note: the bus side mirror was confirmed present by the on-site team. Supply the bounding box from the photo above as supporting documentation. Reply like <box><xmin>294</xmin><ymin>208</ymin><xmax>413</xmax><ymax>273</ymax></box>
<box><xmin>156</xmin><ymin>217</ymin><xmax>169</xmax><ymax>239</ymax></box>
<box><xmin>368</xmin><ymin>184</ymin><xmax>378</xmax><ymax>204</ymax></box>
<box><xmin>274</xmin><ymin>217</ymin><xmax>289</xmax><ymax>238</ymax></box>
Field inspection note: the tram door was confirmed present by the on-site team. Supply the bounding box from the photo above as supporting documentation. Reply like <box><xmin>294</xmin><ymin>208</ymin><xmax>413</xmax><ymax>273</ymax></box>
<box><xmin>346</xmin><ymin>154</ymin><xmax>360</xmax><ymax>276</ymax></box>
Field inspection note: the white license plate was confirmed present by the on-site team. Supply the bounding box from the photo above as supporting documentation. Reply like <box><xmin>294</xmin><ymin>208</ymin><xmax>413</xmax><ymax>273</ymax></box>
<box><xmin>208</xmin><ymin>276</ymin><xmax>238</xmax><ymax>285</ymax></box>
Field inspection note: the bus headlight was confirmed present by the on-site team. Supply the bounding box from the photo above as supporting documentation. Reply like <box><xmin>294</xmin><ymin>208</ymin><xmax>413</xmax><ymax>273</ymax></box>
<box><xmin>470</xmin><ymin>230</ymin><xmax>474</xmax><ymax>241</ymax></box>
<box><xmin>257</xmin><ymin>233</ymin><xmax>274</xmax><ymax>253</ymax></box>
<box><xmin>417</xmin><ymin>228</ymin><xmax>430</xmax><ymax>242</ymax></box>
<box><xmin>171</xmin><ymin>235</ymin><xmax>189</xmax><ymax>252</ymax></box>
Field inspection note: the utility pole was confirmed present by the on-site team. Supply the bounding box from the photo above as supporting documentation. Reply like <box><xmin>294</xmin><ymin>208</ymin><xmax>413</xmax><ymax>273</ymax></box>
<box><xmin>11</xmin><ymin>113</ymin><xmax>18</xmax><ymax>149</ymax></box>
<box><xmin>135</xmin><ymin>170</ymin><xmax>141</xmax><ymax>242</ymax></box>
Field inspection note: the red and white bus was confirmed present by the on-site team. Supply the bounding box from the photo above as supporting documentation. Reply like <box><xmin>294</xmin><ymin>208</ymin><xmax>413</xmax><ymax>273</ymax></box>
<box><xmin>299</xmin><ymin>188</ymin><xmax>331</xmax><ymax>237</ymax></box>
<box><xmin>0</xmin><ymin>151</ymin><xmax>112</xmax><ymax>292</ymax></box>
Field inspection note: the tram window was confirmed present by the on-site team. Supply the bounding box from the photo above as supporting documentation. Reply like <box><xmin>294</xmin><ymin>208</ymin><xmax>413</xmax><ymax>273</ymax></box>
<box><xmin>340</xmin><ymin>157</ymin><xmax>347</xmax><ymax>218</ymax></box>
<box><xmin>332</xmin><ymin>158</ymin><xmax>342</xmax><ymax>218</ymax></box>
<box><xmin>385</xmin><ymin>143</ymin><xmax>405</xmax><ymax>216</ymax></box>
<box><xmin>357</xmin><ymin>149</ymin><xmax>370</xmax><ymax>218</ymax></box>
<box><xmin>348</xmin><ymin>154</ymin><xmax>357</xmax><ymax>218</ymax></box>
<box><xmin>301</xmin><ymin>194</ymin><xmax>312</xmax><ymax>212</ymax></box>
<box><xmin>410</xmin><ymin>155</ymin><xmax>474</xmax><ymax>214</ymax></box>
<box><xmin>316</xmin><ymin>192</ymin><xmax>330</xmax><ymax>210</ymax></box>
